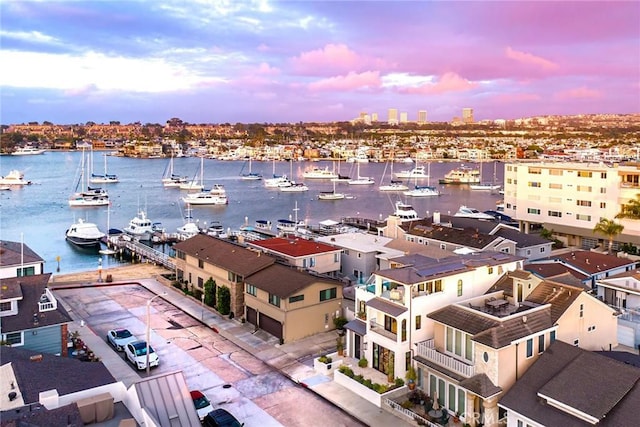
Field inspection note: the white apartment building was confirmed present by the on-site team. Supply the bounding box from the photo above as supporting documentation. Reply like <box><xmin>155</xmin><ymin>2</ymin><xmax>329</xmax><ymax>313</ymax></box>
<box><xmin>503</xmin><ymin>161</ymin><xmax>640</xmax><ymax>248</ymax></box>
<box><xmin>417</xmin><ymin>110</ymin><xmax>427</xmax><ymax>124</ymax></box>
<box><xmin>388</xmin><ymin>108</ymin><xmax>398</xmax><ymax>125</ymax></box>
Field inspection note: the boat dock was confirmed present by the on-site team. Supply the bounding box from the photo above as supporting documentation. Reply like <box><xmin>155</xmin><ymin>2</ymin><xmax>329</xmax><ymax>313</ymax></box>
<box><xmin>105</xmin><ymin>236</ymin><xmax>176</xmax><ymax>270</ymax></box>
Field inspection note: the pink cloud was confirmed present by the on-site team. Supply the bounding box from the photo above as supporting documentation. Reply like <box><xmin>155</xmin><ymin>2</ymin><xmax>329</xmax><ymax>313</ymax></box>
<box><xmin>256</xmin><ymin>62</ymin><xmax>280</xmax><ymax>75</ymax></box>
<box><xmin>554</xmin><ymin>86</ymin><xmax>602</xmax><ymax>100</ymax></box>
<box><xmin>308</xmin><ymin>71</ymin><xmax>381</xmax><ymax>92</ymax></box>
<box><xmin>399</xmin><ymin>72</ymin><xmax>478</xmax><ymax>94</ymax></box>
<box><xmin>505</xmin><ymin>46</ymin><xmax>558</xmax><ymax>71</ymax></box>
<box><xmin>492</xmin><ymin>93</ymin><xmax>542</xmax><ymax>104</ymax></box>
<box><xmin>290</xmin><ymin>43</ymin><xmax>388</xmax><ymax>76</ymax></box>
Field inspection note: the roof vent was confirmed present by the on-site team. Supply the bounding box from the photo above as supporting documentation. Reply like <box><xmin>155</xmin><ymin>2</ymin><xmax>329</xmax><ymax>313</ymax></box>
<box><xmin>29</xmin><ymin>354</ymin><xmax>43</xmax><ymax>362</ymax></box>
<box><xmin>522</xmin><ymin>316</ymin><xmax>527</xmax><ymax>323</ymax></box>
<box><xmin>8</xmin><ymin>392</ymin><xmax>17</xmax><ymax>402</ymax></box>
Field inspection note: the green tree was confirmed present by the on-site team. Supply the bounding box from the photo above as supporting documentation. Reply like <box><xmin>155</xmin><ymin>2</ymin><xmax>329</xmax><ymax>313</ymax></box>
<box><xmin>616</xmin><ymin>194</ymin><xmax>640</xmax><ymax>220</ymax></box>
<box><xmin>204</xmin><ymin>278</ymin><xmax>216</xmax><ymax>307</ymax></box>
<box><xmin>216</xmin><ymin>285</ymin><xmax>231</xmax><ymax>315</ymax></box>
<box><xmin>593</xmin><ymin>218</ymin><xmax>624</xmax><ymax>254</ymax></box>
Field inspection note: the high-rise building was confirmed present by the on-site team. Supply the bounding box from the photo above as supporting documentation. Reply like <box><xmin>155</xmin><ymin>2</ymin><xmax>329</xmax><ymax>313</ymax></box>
<box><xmin>388</xmin><ymin>108</ymin><xmax>398</xmax><ymax>125</ymax></box>
<box><xmin>417</xmin><ymin>110</ymin><xmax>427</xmax><ymax>124</ymax></box>
<box><xmin>371</xmin><ymin>113</ymin><xmax>378</xmax><ymax>122</ymax></box>
<box><xmin>400</xmin><ymin>112</ymin><xmax>408</xmax><ymax>123</ymax></box>
<box><xmin>462</xmin><ymin>108</ymin><xmax>474</xmax><ymax>124</ymax></box>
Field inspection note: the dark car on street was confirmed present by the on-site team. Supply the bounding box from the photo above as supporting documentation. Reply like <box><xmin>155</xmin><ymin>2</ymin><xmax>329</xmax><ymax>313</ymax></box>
<box><xmin>202</xmin><ymin>408</ymin><xmax>243</xmax><ymax>427</ymax></box>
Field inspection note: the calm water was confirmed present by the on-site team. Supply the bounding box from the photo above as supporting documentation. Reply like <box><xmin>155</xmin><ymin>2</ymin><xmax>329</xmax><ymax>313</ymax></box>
<box><xmin>0</xmin><ymin>152</ymin><xmax>504</xmax><ymax>274</ymax></box>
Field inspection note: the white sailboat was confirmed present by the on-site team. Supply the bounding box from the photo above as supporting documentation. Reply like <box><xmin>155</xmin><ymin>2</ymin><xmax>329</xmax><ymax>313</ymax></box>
<box><xmin>348</xmin><ymin>162</ymin><xmax>375</xmax><ymax>185</ymax></box>
<box><xmin>470</xmin><ymin>160</ymin><xmax>501</xmax><ymax>191</ymax></box>
<box><xmin>379</xmin><ymin>155</ymin><xmax>409</xmax><ymax>191</ymax></box>
<box><xmin>162</xmin><ymin>152</ymin><xmax>189</xmax><ymax>187</ymax></box>
<box><xmin>403</xmin><ymin>161</ymin><xmax>439</xmax><ymax>197</ymax></box>
<box><xmin>318</xmin><ymin>178</ymin><xmax>345</xmax><ymax>200</ymax></box>
<box><xmin>240</xmin><ymin>156</ymin><xmax>262</xmax><ymax>180</ymax></box>
<box><xmin>264</xmin><ymin>159</ymin><xmax>289</xmax><ymax>188</ymax></box>
<box><xmin>69</xmin><ymin>147</ymin><xmax>110</xmax><ymax>207</ymax></box>
<box><xmin>90</xmin><ymin>149</ymin><xmax>119</xmax><ymax>184</ymax></box>
<box><xmin>180</xmin><ymin>156</ymin><xmax>205</xmax><ymax>191</ymax></box>
<box><xmin>99</xmin><ymin>204</ymin><xmax>117</xmax><ymax>255</ymax></box>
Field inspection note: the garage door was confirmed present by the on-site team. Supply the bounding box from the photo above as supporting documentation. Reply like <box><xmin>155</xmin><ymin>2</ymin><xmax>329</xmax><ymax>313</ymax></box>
<box><xmin>246</xmin><ymin>307</ymin><xmax>257</xmax><ymax>326</ymax></box>
<box><xmin>618</xmin><ymin>324</ymin><xmax>635</xmax><ymax>348</ymax></box>
<box><xmin>259</xmin><ymin>313</ymin><xmax>283</xmax><ymax>340</ymax></box>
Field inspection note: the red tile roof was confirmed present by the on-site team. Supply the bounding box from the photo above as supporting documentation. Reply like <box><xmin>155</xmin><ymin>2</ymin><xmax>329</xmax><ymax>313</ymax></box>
<box><xmin>249</xmin><ymin>237</ymin><xmax>340</xmax><ymax>257</ymax></box>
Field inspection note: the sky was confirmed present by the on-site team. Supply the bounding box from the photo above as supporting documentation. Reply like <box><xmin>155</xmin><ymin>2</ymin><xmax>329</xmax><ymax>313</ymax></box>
<box><xmin>1</xmin><ymin>1</ymin><xmax>639</xmax><ymax>125</ymax></box>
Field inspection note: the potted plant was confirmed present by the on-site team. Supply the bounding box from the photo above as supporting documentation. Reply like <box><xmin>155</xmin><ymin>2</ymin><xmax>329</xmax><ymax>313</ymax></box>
<box><xmin>336</xmin><ymin>336</ymin><xmax>345</xmax><ymax>356</ymax></box>
<box><xmin>405</xmin><ymin>365</ymin><xmax>417</xmax><ymax>390</ymax></box>
<box><xmin>318</xmin><ymin>355</ymin><xmax>333</xmax><ymax>369</ymax></box>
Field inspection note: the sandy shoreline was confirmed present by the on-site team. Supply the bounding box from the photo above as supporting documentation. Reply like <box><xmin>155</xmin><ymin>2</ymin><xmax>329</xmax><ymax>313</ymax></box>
<box><xmin>49</xmin><ymin>262</ymin><xmax>172</xmax><ymax>284</ymax></box>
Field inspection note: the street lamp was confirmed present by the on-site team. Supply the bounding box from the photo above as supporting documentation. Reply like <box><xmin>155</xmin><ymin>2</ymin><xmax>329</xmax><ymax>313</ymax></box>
<box><xmin>201</xmin><ymin>293</ymin><xmax>205</xmax><ymax>321</ymax></box>
<box><xmin>146</xmin><ymin>292</ymin><xmax>167</xmax><ymax>375</ymax></box>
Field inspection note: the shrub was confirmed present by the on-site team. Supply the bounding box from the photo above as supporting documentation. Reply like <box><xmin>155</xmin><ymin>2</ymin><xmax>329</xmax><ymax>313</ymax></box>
<box><xmin>354</xmin><ymin>374</ymin><xmax>364</xmax><ymax>383</ymax></box>
<box><xmin>216</xmin><ymin>285</ymin><xmax>231</xmax><ymax>315</ymax></box>
<box><xmin>339</xmin><ymin>365</ymin><xmax>354</xmax><ymax>377</ymax></box>
<box><xmin>395</xmin><ymin>377</ymin><xmax>405</xmax><ymax>387</ymax></box>
<box><xmin>318</xmin><ymin>355</ymin><xmax>332</xmax><ymax>364</ymax></box>
<box><xmin>333</xmin><ymin>316</ymin><xmax>348</xmax><ymax>330</ymax></box>
<box><xmin>363</xmin><ymin>379</ymin><xmax>373</xmax><ymax>388</ymax></box>
<box><xmin>401</xmin><ymin>400</ymin><xmax>414</xmax><ymax>409</ymax></box>
<box><xmin>171</xmin><ymin>280</ymin><xmax>182</xmax><ymax>289</ymax></box>
<box><xmin>358</xmin><ymin>357</ymin><xmax>368</xmax><ymax>368</ymax></box>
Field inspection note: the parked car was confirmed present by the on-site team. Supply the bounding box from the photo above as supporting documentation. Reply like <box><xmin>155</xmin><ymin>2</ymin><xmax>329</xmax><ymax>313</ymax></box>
<box><xmin>190</xmin><ymin>390</ymin><xmax>213</xmax><ymax>421</ymax></box>
<box><xmin>202</xmin><ymin>408</ymin><xmax>243</xmax><ymax>427</ymax></box>
<box><xmin>124</xmin><ymin>340</ymin><xmax>159</xmax><ymax>370</ymax></box>
<box><xmin>106</xmin><ymin>328</ymin><xmax>137</xmax><ymax>351</ymax></box>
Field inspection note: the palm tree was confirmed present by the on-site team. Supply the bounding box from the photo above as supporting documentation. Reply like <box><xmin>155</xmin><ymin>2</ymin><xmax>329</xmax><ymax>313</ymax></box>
<box><xmin>593</xmin><ymin>218</ymin><xmax>624</xmax><ymax>254</ymax></box>
<box><xmin>616</xmin><ymin>194</ymin><xmax>640</xmax><ymax>220</ymax></box>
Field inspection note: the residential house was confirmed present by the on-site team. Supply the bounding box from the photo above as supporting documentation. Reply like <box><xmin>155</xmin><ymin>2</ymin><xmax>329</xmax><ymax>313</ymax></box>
<box><xmin>413</xmin><ymin>275</ymin><xmax>617</xmax><ymax>426</ymax></box>
<box><xmin>348</xmin><ymin>252</ymin><xmax>524</xmax><ymax>385</ymax></box>
<box><xmin>244</xmin><ymin>263</ymin><xmax>344</xmax><ymax>343</ymax></box>
<box><xmin>0</xmin><ymin>240</ymin><xmax>45</xmax><ymax>279</ymax></box>
<box><xmin>596</xmin><ymin>270</ymin><xmax>640</xmax><ymax>349</ymax></box>
<box><xmin>499</xmin><ymin>341</ymin><xmax>640</xmax><ymax>427</ymax></box>
<box><xmin>172</xmin><ymin>235</ymin><xmax>275</xmax><ymax>319</ymax></box>
<box><xmin>246</xmin><ymin>236</ymin><xmax>343</xmax><ymax>278</ymax></box>
<box><xmin>525</xmin><ymin>249</ymin><xmax>637</xmax><ymax>289</ymax></box>
<box><xmin>0</xmin><ymin>274</ymin><xmax>73</xmax><ymax>356</ymax></box>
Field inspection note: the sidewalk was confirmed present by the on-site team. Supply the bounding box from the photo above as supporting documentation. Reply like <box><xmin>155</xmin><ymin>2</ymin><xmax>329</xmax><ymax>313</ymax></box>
<box><xmin>136</xmin><ymin>278</ymin><xmax>411</xmax><ymax>427</ymax></box>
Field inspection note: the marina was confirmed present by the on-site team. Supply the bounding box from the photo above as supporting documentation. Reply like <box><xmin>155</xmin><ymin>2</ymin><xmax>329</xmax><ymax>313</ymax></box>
<box><xmin>0</xmin><ymin>151</ymin><xmax>505</xmax><ymax>274</ymax></box>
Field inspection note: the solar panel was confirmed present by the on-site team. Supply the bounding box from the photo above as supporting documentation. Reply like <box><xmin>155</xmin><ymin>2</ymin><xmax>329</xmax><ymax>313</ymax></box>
<box><xmin>416</xmin><ymin>261</ymin><xmax>466</xmax><ymax>277</ymax></box>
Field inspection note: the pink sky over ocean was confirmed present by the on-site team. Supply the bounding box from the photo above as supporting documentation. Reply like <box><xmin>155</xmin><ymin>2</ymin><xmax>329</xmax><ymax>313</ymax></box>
<box><xmin>1</xmin><ymin>1</ymin><xmax>638</xmax><ymax>124</ymax></box>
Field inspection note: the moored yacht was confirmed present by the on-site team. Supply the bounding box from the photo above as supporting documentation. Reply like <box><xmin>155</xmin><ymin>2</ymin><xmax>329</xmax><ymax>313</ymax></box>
<box><xmin>0</xmin><ymin>170</ymin><xmax>32</xmax><ymax>186</ymax></box>
<box><xmin>394</xmin><ymin>165</ymin><xmax>429</xmax><ymax>179</ymax></box>
<box><xmin>393</xmin><ymin>201</ymin><xmax>420</xmax><ymax>221</ymax></box>
<box><xmin>403</xmin><ymin>185</ymin><xmax>439</xmax><ymax>197</ymax></box>
<box><xmin>123</xmin><ymin>210</ymin><xmax>155</xmax><ymax>241</ymax></box>
<box><xmin>65</xmin><ymin>218</ymin><xmax>105</xmax><ymax>247</ymax></box>
<box><xmin>12</xmin><ymin>146</ymin><xmax>45</xmax><ymax>155</ymax></box>
<box><xmin>454</xmin><ymin>205</ymin><xmax>495</xmax><ymax>220</ymax></box>
<box><xmin>439</xmin><ymin>165</ymin><xmax>480</xmax><ymax>185</ymax></box>
<box><xmin>303</xmin><ymin>166</ymin><xmax>339</xmax><ymax>180</ymax></box>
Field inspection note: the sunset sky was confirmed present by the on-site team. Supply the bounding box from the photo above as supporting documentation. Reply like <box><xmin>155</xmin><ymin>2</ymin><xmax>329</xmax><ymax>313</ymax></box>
<box><xmin>2</xmin><ymin>1</ymin><xmax>639</xmax><ymax>125</ymax></box>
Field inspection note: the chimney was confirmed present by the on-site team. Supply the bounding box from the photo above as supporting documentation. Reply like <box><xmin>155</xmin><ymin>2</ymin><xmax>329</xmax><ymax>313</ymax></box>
<box><xmin>433</xmin><ymin>211</ymin><xmax>441</xmax><ymax>225</ymax></box>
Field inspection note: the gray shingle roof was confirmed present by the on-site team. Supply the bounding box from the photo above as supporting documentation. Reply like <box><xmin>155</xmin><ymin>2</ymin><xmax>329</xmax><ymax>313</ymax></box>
<box><xmin>245</xmin><ymin>263</ymin><xmax>342</xmax><ymax>298</ymax></box>
<box><xmin>459</xmin><ymin>373</ymin><xmax>502</xmax><ymax>399</ymax></box>
<box><xmin>0</xmin><ymin>240</ymin><xmax>43</xmax><ymax>268</ymax></box>
<box><xmin>366</xmin><ymin>297</ymin><xmax>407</xmax><ymax>316</ymax></box>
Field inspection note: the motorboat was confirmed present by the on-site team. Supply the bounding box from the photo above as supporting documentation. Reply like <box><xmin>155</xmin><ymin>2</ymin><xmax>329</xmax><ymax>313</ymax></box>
<box><xmin>393</xmin><ymin>201</ymin><xmax>420</xmax><ymax>221</ymax></box>
<box><xmin>276</xmin><ymin>219</ymin><xmax>305</xmax><ymax>234</ymax></box>
<box><xmin>177</xmin><ymin>219</ymin><xmax>200</xmax><ymax>240</ymax></box>
<box><xmin>280</xmin><ymin>182</ymin><xmax>308</xmax><ymax>192</ymax></box>
<box><xmin>65</xmin><ymin>218</ymin><xmax>105</xmax><ymax>247</ymax></box>
<box><xmin>123</xmin><ymin>210</ymin><xmax>155</xmax><ymax>241</ymax></box>
<box><xmin>439</xmin><ymin>165</ymin><xmax>480</xmax><ymax>185</ymax></box>
<box><xmin>454</xmin><ymin>205</ymin><xmax>495</xmax><ymax>220</ymax></box>
<box><xmin>264</xmin><ymin>175</ymin><xmax>290</xmax><ymax>188</ymax></box>
<box><xmin>394</xmin><ymin>165</ymin><xmax>429</xmax><ymax>179</ymax></box>
<box><xmin>255</xmin><ymin>219</ymin><xmax>272</xmax><ymax>231</ymax></box>
<box><xmin>303</xmin><ymin>166</ymin><xmax>338</xmax><ymax>179</ymax></box>
<box><xmin>403</xmin><ymin>185</ymin><xmax>439</xmax><ymax>197</ymax></box>
<box><xmin>205</xmin><ymin>221</ymin><xmax>228</xmax><ymax>238</ymax></box>
<box><xmin>11</xmin><ymin>146</ymin><xmax>45</xmax><ymax>155</ymax></box>
<box><xmin>0</xmin><ymin>170</ymin><xmax>32</xmax><ymax>186</ymax></box>
<box><xmin>183</xmin><ymin>191</ymin><xmax>228</xmax><ymax>205</ymax></box>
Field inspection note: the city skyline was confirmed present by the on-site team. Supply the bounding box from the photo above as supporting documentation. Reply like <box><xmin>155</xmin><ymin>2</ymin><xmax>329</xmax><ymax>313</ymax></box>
<box><xmin>1</xmin><ymin>1</ymin><xmax>639</xmax><ymax>125</ymax></box>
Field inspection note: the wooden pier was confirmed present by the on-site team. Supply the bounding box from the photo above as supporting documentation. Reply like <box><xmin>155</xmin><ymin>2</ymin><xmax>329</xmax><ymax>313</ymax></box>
<box><xmin>106</xmin><ymin>237</ymin><xmax>176</xmax><ymax>270</ymax></box>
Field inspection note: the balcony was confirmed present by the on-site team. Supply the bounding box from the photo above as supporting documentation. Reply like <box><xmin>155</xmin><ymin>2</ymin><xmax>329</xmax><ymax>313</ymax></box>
<box><xmin>415</xmin><ymin>339</ymin><xmax>475</xmax><ymax>378</ymax></box>
<box><xmin>38</xmin><ymin>288</ymin><xmax>57</xmax><ymax>312</ymax></box>
<box><xmin>369</xmin><ymin>319</ymin><xmax>398</xmax><ymax>341</ymax></box>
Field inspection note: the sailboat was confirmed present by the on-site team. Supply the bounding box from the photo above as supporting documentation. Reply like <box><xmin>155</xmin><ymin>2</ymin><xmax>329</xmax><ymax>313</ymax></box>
<box><xmin>69</xmin><ymin>147</ymin><xmax>110</xmax><ymax>207</ymax></box>
<box><xmin>379</xmin><ymin>154</ymin><xmax>409</xmax><ymax>191</ymax></box>
<box><xmin>347</xmin><ymin>161</ymin><xmax>375</xmax><ymax>185</ymax></box>
<box><xmin>331</xmin><ymin>157</ymin><xmax>351</xmax><ymax>183</ymax></box>
<box><xmin>470</xmin><ymin>159</ymin><xmax>501</xmax><ymax>191</ymax></box>
<box><xmin>240</xmin><ymin>156</ymin><xmax>262</xmax><ymax>180</ymax></box>
<box><xmin>179</xmin><ymin>156</ymin><xmax>205</xmax><ymax>191</ymax></box>
<box><xmin>99</xmin><ymin>204</ymin><xmax>117</xmax><ymax>255</ymax></box>
<box><xmin>318</xmin><ymin>177</ymin><xmax>345</xmax><ymax>200</ymax></box>
<box><xmin>90</xmin><ymin>149</ymin><xmax>119</xmax><ymax>184</ymax></box>
<box><xmin>264</xmin><ymin>159</ymin><xmax>289</xmax><ymax>188</ymax></box>
<box><xmin>403</xmin><ymin>161</ymin><xmax>439</xmax><ymax>197</ymax></box>
<box><xmin>162</xmin><ymin>152</ymin><xmax>189</xmax><ymax>187</ymax></box>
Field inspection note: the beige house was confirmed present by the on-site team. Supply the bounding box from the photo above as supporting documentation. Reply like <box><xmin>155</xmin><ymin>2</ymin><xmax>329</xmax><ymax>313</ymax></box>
<box><xmin>246</xmin><ymin>237</ymin><xmax>342</xmax><ymax>277</ymax></box>
<box><xmin>413</xmin><ymin>272</ymin><xmax>617</xmax><ymax>426</ymax></box>
<box><xmin>172</xmin><ymin>235</ymin><xmax>275</xmax><ymax>318</ymax></box>
<box><xmin>244</xmin><ymin>263</ymin><xmax>344</xmax><ymax>343</ymax></box>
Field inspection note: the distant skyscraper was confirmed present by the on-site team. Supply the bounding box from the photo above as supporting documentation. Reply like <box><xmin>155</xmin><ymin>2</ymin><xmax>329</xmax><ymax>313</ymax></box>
<box><xmin>400</xmin><ymin>112</ymin><xmax>408</xmax><ymax>123</ymax></box>
<box><xmin>462</xmin><ymin>108</ymin><xmax>474</xmax><ymax>124</ymax></box>
<box><xmin>388</xmin><ymin>108</ymin><xmax>398</xmax><ymax>125</ymax></box>
<box><xmin>417</xmin><ymin>110</ymin><xmax>427</xmax><ymax>124</ymax></box>
<box><xmin>371</xmin><ymin>113</ymin><xmax>378</xmax><ymax>122</ymax></box>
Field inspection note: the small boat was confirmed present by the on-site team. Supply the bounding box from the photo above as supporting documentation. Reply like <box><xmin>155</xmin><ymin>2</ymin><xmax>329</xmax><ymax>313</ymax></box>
<box><xmin>276</xmin><ymin>219</ymin><xmax>305</xmax><ymax>234</ymax></box>
<box><xmin>255</xmin><ymin>219</ymin><xmax>272</xmax><ymax>231</ymax></box>
<box><xmin>394</xmin><ymin>165</ymin><xmax>429</xmax><ymax>179</ymax></box>
<box><xmin>11</xmin><ymin>146</ymin><xmax>45</xmax><ymax>155</ymax></box>
<box><xmin>403</xmin><ymin>185</ymin><xmax>440</xmax><ymax>197</ymax></box>
<box><xmin>379</xmin><ymin>180</ymin><xmax>409</xmax><ymax>192</ymax></box>
<box><xmin>65</xmin><ymin>218</ymin><xmax>105</xmax><ymax>247</ymax></box>
<box><xmin>240</xmin><ymin>157</ymin><xmax>262</xmax><ymax>180</ymax></box>
<box><xmin>470</xmin><ymin>159</ymin><xmax>500</xmax><ymax>191</ymax></box>
<box><xmin>0</xmin><ymin>170</ymin><xmax>32</xmax><ymax>186</ymax></box>
<box><xmin>454</xmin><ymin>205</ymin><xmax>495</xmax><ymax>220</ymax></box>
<box><xmin>90</xmin><ymin>150</ymin><xmax>119</xmax><ymax>184</ymax></box>
<box><xmin>393</xmin><ymin>201</ymin><xmax>420</xmax><ymax>221</ymax></box>
<box><xmin>183</xmin><ymin>191</ymin><xmax>228</xmax><ymax>205</ymax></box>
<box><xmin>180</xmin><ymin>156</ymin><xmax>206</xmax><ymax>191</ymax></box>
<box><xmin>348</xmin><ymin>163</ymin><xmax>375</xmax><ymax>185</ymax></box>
<box><xmin>206</xmin><ymin>221</ymin><xmax>227</xmax><ymax>238</ymax></box>
<box><xmin>69</xmin><ymin>148</ymin><xmax>109</xmax><ymax>207</ymax></box>
<box><xmin>439</xmin><ymin>165</ymin><xmax>480</xmax><ymax>185</ymax></box>
<box><xmin>123</xmin><ymin>210</ymin><xmax>155</xmax><ymax>241</ymax></box>
<box><xmin>303</xmin><ymin>166</ymin><xmax>339</xmax><ymax>180</ymax></box>
<box><xmin>280</xmin><ymin>182</ymin><xmax>308</xmax><ymax>192</ymax></box>
<box><xmin>177</xmin><ymin>206</ymin><xmax>200</xmax><ymax>240</ymax></box>
<box><xmin>162</xmin><ymin>153</ymin><xmax>189</xmax><ymax>187</ymax></box>
<box><xmin>318</xmin><ymin>180</ymin><xmax>345</xmax><ymax>200</ymax></box>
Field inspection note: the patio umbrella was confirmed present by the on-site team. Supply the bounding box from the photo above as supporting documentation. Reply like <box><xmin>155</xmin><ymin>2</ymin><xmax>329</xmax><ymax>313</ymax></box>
<box><xmin>432</xmin><ymin>392</ymin><xmax>440</xmax><ymax>411</ymax></box>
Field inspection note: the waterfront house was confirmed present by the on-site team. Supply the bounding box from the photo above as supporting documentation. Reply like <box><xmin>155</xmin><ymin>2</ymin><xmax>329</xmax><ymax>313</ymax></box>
<box><xmin>0</xmin><ymin>273</ymin><xmax>73</xmax><ymax>356</ymax></box>
<box><xmin>243</xmin><ymin>263</ymin><xmax>344</xmax><ymax>343</ymax></box>
<box><xmin>498</xmin><ymin>341</ymin><xmax>640</xmax><ymax>427</ymax></box>
<box><xmin>246</xmin><ymin>236</ymin><xmax>343</xmax><ymax>278</ymax></box>
<box><xmin>172</xmin><ymin>235</ymin><xmax>276</xmax><ymax>319</ymax></box>
<box><xmin>0</xmin><ymin>240</ymin><xmax>45</xmax><ymax>279</ymax></box>
<box><xmin>596</xmin><ymin>270</ymin><xmax>640</xmax><ymax>349</ymax></box>
<box><xmin>348</xmin><ymin>252</ymin><xmax>524</xmax><ymax>384</ymax></box>
<box><xmin>411</xmin><ymin>275</ymin><xmax>617</xmax><ymax>426</ymax></box>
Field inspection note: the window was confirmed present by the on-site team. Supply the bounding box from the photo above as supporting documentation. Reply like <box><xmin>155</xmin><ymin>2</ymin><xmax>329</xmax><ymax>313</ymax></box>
<box><xmin>434</xmin><ymin>280</ymin><xmax>442</xmax><ymax>293</ymax></box>
<box><xmin>334</xmin><ymin>253</ymin><xmax>339</xmax><ymax>263</ymax></box>
<box><xmin>198</xmin><ymin>259</ymin><xmax>204</xmax><ymax>269</ymax></box>
<box><xmin>4</xmin><ymin>332</ymin><xmax>23</xmax><ymax>346</ymax></box>
<box><xmin>289</xmin><ymin>294</ymin><xmax>304</xmax><ymax>303</ymax></box>
<box><xmin>528</xmin><ymin>181</ymin><xmax>541</xmax><ymax>188</ymax></box>
<box><xmin>320</xmin><ymin>287</ymin><xmax>337</xmax><ymax>301</ymax></box>
<box><xmin>415</xmin><ymin>315</ymin><xmax>422</xmax><ymax>330</ymax></box>
<box><xmin>577</xmin><ymin>171</ymin><xmax>592</xmax><ymax>178</ymax></box>
<box><xmin>549</xmin><ymin>183</ymin><xmax>562</xmax><ymax>189</ymax></box>
<box><xmin>548</xmin><ymin>210</ymin><xmax>562</xmax><ymax>217</ymax></box>
<box><xmin>576</xmin><ymin>214</ymin><xmax>591</xmax><ymax>221</ymax></box>
<box><xmin>268</xmin><ymin>293</ymin><xmax>280</xmax><ymax>307</ymax></box>
<box><xmin>446</xmin><ymin>327</ymin><xmax>453</xmax><ymax>352</ymax></box>
<box><xmin>577</xmin><ymin>185</ymin><xmax>592</xmax><ymax>192</ymax></box>
<box><xmin>550</xmin><ymin>330</ymin><xmax>556</xmax><ymax>343</ymax></box>
<box><xmin>527</xmin><ymin>208</ymin><xmax>541</xmax><ymax>215</ymax></box>
<box><xmin>227</xmin><ymin>271</ymin><xmax>242</xmax><ymax>283</ymax></box>
<box><xmin>17</xmin><ymin>266</ymin><xmax>35</xmax><ymax>277</ymax></box>
<box><xmin>309</xmin><ymin>257</ymin><xmax>316</xmax><ymax>267</ymax></box>
<box><xmin>577</xmin><ymin>200</ymin><xmax>592</xmax><ymax>207</ymax></box>
<box><xmin>405</xmin><ymin>351</ymin><xmax>411</xmax><ymax>371</ymax></box>
<box><xmin>0</xmin><ymin>302</ymin><xmax>11</xmax><ymax>312</ymax></box>
<box><xmin>246</xmin><ymin>284</ymin><xmax>257</xmax><ymax>296</ymax></box>
<box><xmin>488</xmin><ymin>267</ymin><xmax>494</xmax><ymax>274</ymax></box>
<box><xmin>526</xmin><ymin>338</ymin><xmax>533</xmax><ymax>358</ymax></box>
<box><xmin>601</xmin><ymin>172</ymin><xmax>607</xmax><ymax>179</ymax></box>
<box><xmin>588</xmin><ymin>325</ymin><xmax>596</xmax><ymax>332</ymax></box>
<box><xmin>401</xmin><ymin>319</ymin><xmax>407</xmax><ymax>341</ymax></box>
<box><xmin>549</xmin><ymin>169</ymin><xmax>563</xmax><ymax>176</ymax></box>
<box><xmin>579</xmin><ymin>303</ymin><xmax>584</xmax><ymax>318</ymax></box>
<box><xmin>538</xmin><ymin>335</ymin><xmax>545</xmax><ymax>354</ymax></box>
<box><xmin>457</xmin><ymin>280</ymin><xmax>463</xmax><ymax>296</ymax></box>
<box><xmin>445</xmin><ymin>327</ymin><xmax>473</xmax><ymax>362</ymax></box>
<box><xmin>600</xmin><ymin>202</ymin><xmax>606</xmax><ymax>209</ymax></box>
<box><xmin>573</xmin><ymin>339</ymin><xmax>579</xmax><ymax>347</ymax></box>
<box><xmin>528</xmin><ymin>167</ymin><xmax>541</xmax><ymax>174</ymax></box>
<box><xmin>600</xmin><ymin>187</ymin><xmax>606</xmax><ymax>194</ymax></box>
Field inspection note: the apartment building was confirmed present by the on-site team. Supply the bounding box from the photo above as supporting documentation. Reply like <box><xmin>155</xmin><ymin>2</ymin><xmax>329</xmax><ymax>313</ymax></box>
<box><xmin>503</xmin><ymin>161</ymin><xmax>640</xmax><ymax>247</ymax></box>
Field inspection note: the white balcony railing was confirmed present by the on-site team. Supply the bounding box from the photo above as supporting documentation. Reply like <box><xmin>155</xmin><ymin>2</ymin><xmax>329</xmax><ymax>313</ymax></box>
<box><xmin>415</xmin><ymin>339</ymin><xmax>475</xmax><ymax>378</ymax></box>
<box><xmin>38</xmin><ymin>288</ymin><xmax>57</xmax><ymax>312</ymax></box>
